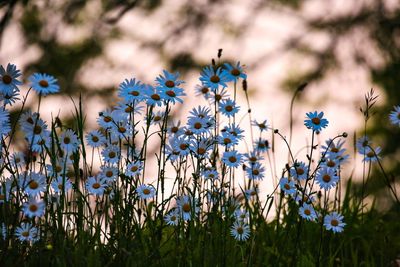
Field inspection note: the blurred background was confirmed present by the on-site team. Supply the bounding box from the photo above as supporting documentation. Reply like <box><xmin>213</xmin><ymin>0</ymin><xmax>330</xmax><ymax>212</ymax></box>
<box><xmin>0</xmin><ymin>0</ymin><xmax>399</xmax><ymax>208</ymax></box>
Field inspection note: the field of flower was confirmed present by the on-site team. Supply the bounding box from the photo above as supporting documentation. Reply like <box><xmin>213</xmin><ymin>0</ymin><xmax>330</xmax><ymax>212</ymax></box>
<box><xmin>0</xmin><ymin>58</ymin><xmax>399</xmax><ymax>266</ymax></box>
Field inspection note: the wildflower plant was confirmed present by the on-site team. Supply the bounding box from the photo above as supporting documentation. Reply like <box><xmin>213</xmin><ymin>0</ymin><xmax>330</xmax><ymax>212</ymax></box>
<box><xmin>0</xmin><ymin>59</ymin><xmax>398</xmax><ymax>267</ymax></box>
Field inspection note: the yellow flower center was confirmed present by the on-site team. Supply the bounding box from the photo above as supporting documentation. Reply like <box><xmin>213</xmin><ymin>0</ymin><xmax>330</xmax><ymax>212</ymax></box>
<box><xmin>210</xmin><ymin>75</ymin><xmax>220</xmax><ymax>83</ymax></box>
<box><xmin>166</xmin><ymin>90</ymin><xmax>176</xmax><ymax>97</ymax></box>
<box><xmin>231</xmin><ymin>68</ymin><xmax>240</xmax><ymax>76</ymax></box>
<box><xmin>39</xmin><ymin>80</ymin><xmax>49</xmax><ymax>87</ymax></box>
<box><xmin>2</xmin><ymin>74</ymin><xmax>12</xmax><ymax>84</ymax></box>
<box><xmin>143</xmin><ymin>188</ymin><xmax>151</xmax><ymax>195</ymax></box>
<box><xmin>322</xmin><ymin>174</ymin><xmax>331</xmax><ymax>183</ymax></box>
<box><xmin>228</xmin><ymin>156</ymin><xmax>237</xmax><ymax>163</ymax></box>
<box><xmin>63</xmin><ymin>137</ymin><xmax>71</xmax><ymax>144</ymax></box>
<box><xmin>22</xmin><ymin>231</ymin><xmax>30</xmax><ymax>237</ymax></box>
<box><xmin>331</xmin><ymin>147</ymin><xmax>339</xmax><ymax>153</ymax></box>
<box><xmin>29</xmin><ymin>181</ymin><xmax>39</xmax><ymax>190</ymax></box>
<box><xmin>366</xmin><ymin>151</ymin><xmax>374</xmax><ymax>158</ymax></box>
<box><xmin>331</xmin><ymin>219</ymin><xmax>339</xmax><ymax>226</ymax></box>
<box><xmin>194</xmin><ymin>122</ymin><xmax>202</xmax><ymax>129</ymax></box>
<box><xmin>171</xmin><ymin>126</ymin><xmax>178</xmax><ymax>133</ymax></box>
<box><xmin>151</xmin><ymin>94</ymin><xmax>160</xmax><ymax>101</ymax></box>
<box><xmin>284</xmin><ymin>183</ymin><xmax>291</xmax><ymax>190</ymax></box>
<box><xmin>311</xmin><ymin>117</ymin><xmax>320</xmax><ymax>125</ymax></box>
<box><xmin>296</xmin><ymin>168</ymin><xmax>304</xmax><ymax>175</ymax></box>
<box><xmin>125</xmin><ymin>106</ymin><xmax>134</xmax><ymax>113</ymax></box>
<box><xmin>304</xmin><ymin>209</ymin><xmax>311</xmax><ymax>216</ymax></box>
<box><xmin>129</xmin><ymin>90</ymin><xmax>139</xmax><ymax>96</ymax></box>
<box><xmin>92</xmin><ymin>182</ymin><xmax>101</xmax><ymax>189</ymax></box>
<box><xmin>165</xmin><ymin>80</ymin><xmax>175</xmax><ymax>88</ymax></box>
<box><xmin>236</xmin><ymin>226</ymin><xmax>244</xmax><ymax>234</ymax></box>
<box><xmin>327</xmin><ymin>160</ymin><xmax>335</xmax><ymax>167</ymax></box>
<box><xmin>130</xmin><ymin>166</ymin><xmax>138</xmax><ymax>172</ymax></box>
<box><xmin>29</xmin><ymin>204</ymin><xmax>38</xmax><ymax>212</ymax></box>
<box><xmin>33</xmin><ymin>125</ymin><xmax>42</xmax><ymax>135</ymax></box>
<box><xmin>201</xmin><ymin>87</ymin><xmax>209</xmax><ymax>94</ymax></box>
<box><xmin>179</xmin><ymin>144</ymin><xmax>188</xmax><ymax>150</ymax></box>
<box><xmin>182</xmin><ymin>203</ymin><xmax>191</xmax><ymax>212</ymax></box>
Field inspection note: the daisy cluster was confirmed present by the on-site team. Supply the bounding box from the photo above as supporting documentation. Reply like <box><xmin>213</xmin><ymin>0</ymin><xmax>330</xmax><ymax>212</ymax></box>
<box><xmin>0</xmin><ymin>61</ymin><xmax>258</xmax><ymax>244</ymax></box>
<box><xmin>0</xmin><ymin>60</ymin><xmax>389</xmax><ymax>247</ymax></box>
<box><xmin>278</xmin><ymin>113</ymin><xmax>349</xmax><ymax>233</ymax></box>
